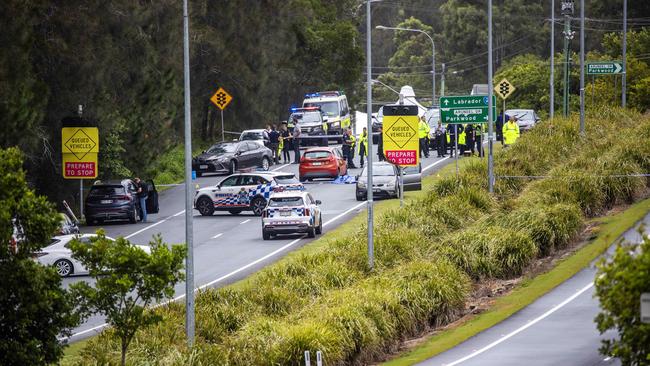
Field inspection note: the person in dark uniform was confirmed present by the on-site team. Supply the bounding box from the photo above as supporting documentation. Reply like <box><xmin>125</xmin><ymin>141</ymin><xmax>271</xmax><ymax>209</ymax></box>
<box><xmin>342</xmin><ymin>128</ymin><xmax>356</xmax><ymax>168</ymax></box>
<box><xmin>473</xmin><ymin>123</ymin><xmax>484</xmax><ymax>157</ymax></box>
<box><xmin>435</xmin><ymin>123</ymin><xmax>446</xmax><ymax>157</ymax></box>
<box><xmin>496</xmin><ymin>112</ymin><xmax>507</xmax><ymax>146</ymax></box>
<box><xmin>377</xmin><ymin>125</ymin><xmax>385</xmax><ymax>162</ymax></box>
<box><xmin>465</xmin><ymin>124</ymin><xmax>475</xmax><ymax>155</ymax></box>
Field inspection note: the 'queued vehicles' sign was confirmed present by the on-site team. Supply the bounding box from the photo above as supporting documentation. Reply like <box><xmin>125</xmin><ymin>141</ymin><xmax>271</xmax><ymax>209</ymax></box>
<box><xmin>382</xmin><ymin>104</ymin><xmax>419</xmax><ymax>167</ymax></box>
<box><xmin>62</xmin><ymin>127</ymin><xmax>99</xmax><ymax>179</ymax></box>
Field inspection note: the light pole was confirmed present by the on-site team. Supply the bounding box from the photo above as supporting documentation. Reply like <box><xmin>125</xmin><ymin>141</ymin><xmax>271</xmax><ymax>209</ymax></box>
<box><xmin>579</xmin><ymin>0</ymin><xmax>585</xmax><ymax>134</ymax></box>
<box><xmin>550</xmin><ymin>0</ymin><xmax>555</xmax><ymax>119</ymax></box>
<box><xmin>376</xmin><ymin>25</ymin><xmax>436</xmax><ymax>106</ymax></box>
<box><xmin>561</xmin><ymin>0</ymin><xmax>575</xmax><ymax>117</ymax></box>
<box><xmin>622</xmin><ymin>0</ymin><xmax>627</xmax><ymax>107</ymax></box>
<box><xmin>371</xmin><ymin>79</ymin><xmax>400</xmax><ymax>95</ymax></box>
<box><xmin>488</xmin><ymin>0</ymin><xmax>495</xmax><ymax>193</ymax></box>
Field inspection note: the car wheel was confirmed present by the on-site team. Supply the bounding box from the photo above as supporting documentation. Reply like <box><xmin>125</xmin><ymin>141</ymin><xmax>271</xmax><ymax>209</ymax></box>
<box><xmin>251</xmin><ymin>197</ymin><xmax>266</xmax><ymax>216</ymax></box>
<box><xmin>228</xmin><ymin>209</ymin><xmax>242</xmax><ymax>215</ymax></box>
<box><xmin>299</xmin><ymin>176</ymin><xmax>307</xmax><ymax>183</ymax></box>
<box><xmin>54</xmin><ymin>259</ymin><xmax>73</xmax><ymax>277</ymax></box>
<box><xmin>315</xmin><ymin>215</ymin><xmax>322</xmax><ymax>234</ymax></box>
<box><xmin>262</xmin><ymin>229</ymin><xmax>271</xmax><ymax>240</ymax></box>
<box><xmin>87</xmin><ymin>218</ymin><xmax>95</xmax><ymax>226</ymax></box>
<box><xmin>196</xmin><ymin>196</ymin><xmax>215</xmax><ymax>216</ymax></box>
<box><xmin>229</xmin><ymin>160</ymin><xmax>237</xmax><ymax>174</ymax></box>
<box><xmin>356</xmin><ymin>191</ymin><xmax>365</xmax><ymax>201</ymax></box>
<box><xmin>129</xmin><ymin>208</ymin><xmax>138</xmax><ymax>224</ymax></box>
<box><xmin>307</xmin><ymin>225</ymin><xmax>316</xmax><ymax>238</ymax></box>
<box><xmin>261</xmin><ymin>157</ymin><xmax>270</xmax><ymax>171</ymax></box>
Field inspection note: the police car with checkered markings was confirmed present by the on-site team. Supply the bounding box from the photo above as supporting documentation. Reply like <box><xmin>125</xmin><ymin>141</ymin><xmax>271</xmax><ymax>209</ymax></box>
<box><xmin>262</xmin><ymin>190</ymin><xmax>322</xmax><ymax>240</ymax></box>
<box><xmin>194</xmin><ymin>172</ymin><xmax>303</xmax><ymax>216</ymax></box>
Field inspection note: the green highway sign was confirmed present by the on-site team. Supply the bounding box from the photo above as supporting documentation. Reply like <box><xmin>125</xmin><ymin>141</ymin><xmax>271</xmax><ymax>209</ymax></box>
<box><xmin>439</xmin><ymin>95</ymin><xmax>497</xmax><ymax>124</ymax></box>
<box><xmin>586</xmin><ymin>62</ymin><xmax>623</xmax><ymax>75</ymax></box>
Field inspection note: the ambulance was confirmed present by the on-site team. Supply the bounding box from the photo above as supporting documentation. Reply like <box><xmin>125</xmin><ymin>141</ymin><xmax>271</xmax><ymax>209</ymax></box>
<box><xmin>302</xmin><ymin>91</ymin><xmax>351</xmax><ymax>138</ymax></box>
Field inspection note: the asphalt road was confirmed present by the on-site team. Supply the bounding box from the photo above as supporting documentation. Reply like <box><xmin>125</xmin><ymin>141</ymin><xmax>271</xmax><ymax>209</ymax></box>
<box><xmin>417</xmin><ymin>211</ymin><xmax>650</xmax><ymax>366</ymax></box>
<box><xmin>63</xmin><ymin>145</ymin><xmax>455</xmax><ymax>342</ymax></box>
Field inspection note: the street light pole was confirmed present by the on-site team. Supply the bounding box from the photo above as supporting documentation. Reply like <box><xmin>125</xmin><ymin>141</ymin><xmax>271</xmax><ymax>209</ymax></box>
<box><xmin>579</xmin><ymin>0</ymin><xmax>585</xmax><ymax>134</ymax></box>
<box><xmin>550</xmin><ymin>0</ymin><xmax>555</xmax><ymax>119</ymax></box>
<box><xmin>561</xmin><ymin>1</ymin><xmax>575</xmax><ymax>117</ymax></box>
<box><xmin>376</xmin><ymin>25</ymin><xmax>436</xmax><ymax>105</ymax></box>
<box><xmin>622</xmin><ymin>0</ymin><xmax>627</xmax><ymax>108</ymax></box>
<box><xmin>182</xmin><ymin>0</ymin><xmax>195</xmax><ymax>347</ymax></box>
<box><xmin>366</xmin><ymin>0</ymin><xmax>375</xmax><ymax>270</ymax></box>
<box><xmin>488</xmin><ymin>0</ymin><xmax>495</xmax><ymax>193</ymax></box>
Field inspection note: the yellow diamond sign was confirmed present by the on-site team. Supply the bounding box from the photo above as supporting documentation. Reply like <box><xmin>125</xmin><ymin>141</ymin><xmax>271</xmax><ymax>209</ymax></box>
<box><xmin>210</xmin><ymin>87</ymin><xmax>233</xmax><ymax>110</ymax></box>
<box><xmin>494</xmin><ymin>78</ymin><xmax>516</xmax><ymax>100</ymax></box>
<box><xmin>62</xmin><ymin>127</ymin><xmax>99</xmax><ymax>160</ymax></box>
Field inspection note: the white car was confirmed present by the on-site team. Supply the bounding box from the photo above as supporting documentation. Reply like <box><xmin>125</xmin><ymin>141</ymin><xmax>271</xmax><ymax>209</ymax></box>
<box><xmin>239</xmin><ymin>129</ymin><xmax>269</xmax><ymax>147</ymax></box>
<box><xmin>193</xmin><ymin>172</ymin><xmax>304</xmax><ymax>217</ymax></box>
<box><xmin>35</xmin><ymin>234</ymin><xmax>150</xmax><ymax>277</ymax></box>
<box><xmin>261</xmin><ymin>191</ymin><xmax>323</xmax><ymax>240</ymax></box>
<box><xmin>505</xmin><ymin>109</ymin><xmax>540</xmax><ymax>131</ymax></box>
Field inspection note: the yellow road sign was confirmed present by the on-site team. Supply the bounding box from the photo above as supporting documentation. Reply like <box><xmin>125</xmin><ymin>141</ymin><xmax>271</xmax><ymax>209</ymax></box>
<box><xmin>62</xmin><ymin>153</ymin><xmax>98</xmax><ymax>179</ymax></box>
<box><xmin>62</xmin><ymin>127</ymin><xmax>99</xmax><ymax>160</ymax></box>
<box><xmin>210</xmin><ymin>87</ymin><xmax>233</xmax><ymax>110</ymax></box>
<box><xmin>382</xmin><ymin>114</ymin><xmax>419</xmax><ymax>167</ymax></box>
<box><xmin>495</xmin><ymin>78</ymin><xmax>516</xmax><ymax>100</ymax></box>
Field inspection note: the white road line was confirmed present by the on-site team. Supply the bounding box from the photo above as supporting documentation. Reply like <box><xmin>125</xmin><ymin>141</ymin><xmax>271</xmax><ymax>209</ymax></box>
<box><xmin>123</xmin><ymin>210</ymin><xmax>185</xmax><ymax>240</ymax></box>
<box><xmin>272</xmin><ymin>163</ymin><xmax>290</xmax><ymax>171</ymax></box>
<box><xmin>423</xmin><ymin>156</ymin><xmax>451</xmax><ymax>172</ymax></box>
<box><xmin>604</xmin><ymin>357</ymin><xmax>612</xmax><ymax>362</ymax></box>
<box><xmin>239</xmin><ymin>219</ymin><xmax>251</xmax><ymax>225</ymax></box>
<box><xmin>212</xmin><ymin>233</ymin><xmax>223</xmax><ymax>239</ymax></box>
<box><xmin>443</xmin><ymin>282</ymin><xmax>594</xmax><ymax>366</ymax></box>
<box><xmin>173</xmin><ymin>210</ymin><xmax>185</xmax><ymax>217</ymax></box>
<box><xmin>323</xmin><ymin>201</ymin><xmax>366</xmax><ymax>227</ymax></box>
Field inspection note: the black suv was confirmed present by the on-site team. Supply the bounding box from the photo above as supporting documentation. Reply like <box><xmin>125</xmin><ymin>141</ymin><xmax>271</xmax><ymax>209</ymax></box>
<box><xmin>85</xmin><ymin>179</ymin><xmax>158</xmax><ymax>225</ymax></box>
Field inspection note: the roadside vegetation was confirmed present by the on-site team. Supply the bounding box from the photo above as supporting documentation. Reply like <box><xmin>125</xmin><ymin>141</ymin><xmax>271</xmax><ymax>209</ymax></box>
<box><xmin>70</xmin><ymin>107</ymin><xmax>650</xmax><ymax>365</ymax></box>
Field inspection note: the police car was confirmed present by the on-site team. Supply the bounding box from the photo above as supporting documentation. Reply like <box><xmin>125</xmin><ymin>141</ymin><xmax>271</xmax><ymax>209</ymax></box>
<box><xmin>261</xmin><ymin>190</ymin><xmax>323</xmax><ymax>240</ymax></box>
<box><xmin>194</xmin><ymin>172</ymin><xmax>303</xmax><ymax>216</ymax></box>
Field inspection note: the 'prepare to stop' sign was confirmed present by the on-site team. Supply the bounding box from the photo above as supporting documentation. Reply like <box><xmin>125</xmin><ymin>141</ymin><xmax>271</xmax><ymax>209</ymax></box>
<box><xmin>385</xmin><ymin>150</ymin><xmax>417</xmax><ymax>165</ymax></box>
<box><xmin>65</xmin><ymin>162</ymin><xmax>96</xmax><ymax>177</ymax></box>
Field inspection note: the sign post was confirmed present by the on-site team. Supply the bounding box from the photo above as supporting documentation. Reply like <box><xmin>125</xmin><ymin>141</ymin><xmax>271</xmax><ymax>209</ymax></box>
<box><xmin>494</xmin><ymin>78</ymin><xmax>516</xmax><ymax>156</ymax></box>
<box><xmin>382</xmin><ymin>104</ymin><xmax>419</xmax><ymax>208</ymax></box>
<box><xmin>61</xmin><ymin>126</ymin><xmax>99</xmax><ymax>219</ymax></box>
<box><xmin>210</xmin><ymin>87</ymin><xmax>233</xmax><ymax>141</ymax></box>
<box><xmin>642</xmin><ymin>293</ymin><xmax>650</xmax><ymax>324</ymax></box>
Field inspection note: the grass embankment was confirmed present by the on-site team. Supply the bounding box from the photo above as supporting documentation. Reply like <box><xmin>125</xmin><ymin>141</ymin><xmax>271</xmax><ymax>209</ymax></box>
<box><xmin>382</xmin><ymin>196</ymin><xmax>650</xmax><ymax>366</ymax></box>
<box><xmin>72</xmin><ymin>108</ymin><xmax>650</xmax><ymax>365</ymax></box>
<box><xmin>146</xmin><ymin>144</ymin><xmax>209</xmax><ymax>189</ymax></box>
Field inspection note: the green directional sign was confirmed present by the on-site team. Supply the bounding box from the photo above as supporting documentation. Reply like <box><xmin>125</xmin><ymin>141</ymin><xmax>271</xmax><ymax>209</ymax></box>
<box><xmin>586</xmin><ymin>61</ymin><xmax>623</xmax><ymax>75</ymax></box>
<box><xmin>439</xmin><ymin>95</ymin><xmax>497</xmax><ymax>124</ymax></box>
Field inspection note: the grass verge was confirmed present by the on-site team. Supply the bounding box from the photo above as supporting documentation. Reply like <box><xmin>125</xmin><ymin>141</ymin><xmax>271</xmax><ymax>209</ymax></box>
<box><xmin>381</xmin><ymin>196</ymin><xmax>650</xmax><ymax>366</ymax></box>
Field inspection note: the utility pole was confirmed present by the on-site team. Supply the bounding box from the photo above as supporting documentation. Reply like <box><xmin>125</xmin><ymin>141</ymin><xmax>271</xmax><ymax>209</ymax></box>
<box><xmin>550</xmin><ymin>0</ymin><xmax>555</xmax><ymax>119</ymax></box>
<box><xmin>579</xmin><ymin>0</ymin><xmax>585</xmax><ymax>134</ymax></box>
<box><xmin>561</xmin><ymin>1</ymin><xmax>575</xmax><ymax>117</ymax></box>
<box><xmin>622</xmin><ymin>0</ymin><xmax>627</xmax><ymax>107</ymax></box>
<box><xmin>366</xmin><ymin>0</ymin><xmax>375</xmax><ymax>270</ymax></box>
<box><xmin>488</xmin><ymin>0</ymin><xmax>495</xmax><ymax>193</ymax></box>
<box><xmin>440</xmin><ymin>63</ymin><xmax>446</xmax><ymax>97</ymax></box>
<box><xmin>182</xmin><ymin>0</ymin><xmax>195</xmax><ymax>347</ymax></box>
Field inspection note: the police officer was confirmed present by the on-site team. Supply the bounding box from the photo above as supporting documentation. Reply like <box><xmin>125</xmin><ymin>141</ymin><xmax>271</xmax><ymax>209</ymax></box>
<box><xmin>435</xmin><ymin>123</ymin><xmax>446</xmax><ymax>157</ymax></box>
<box><xmin>446</xmin><ymin>124</ymin><xmax>456</xmax><ymax>157</ymax></box>
<box><xmin>377</xmin><ymin>125</ymin><xmax>385</xmax><ymax>162</ymax></box>
<box><xmin>458</xmin><ymin>124</ymin><xmax>467</xmax><ymax>155</ymax></box>
<box><xmin>465</xmin><ymin>124</ymin><xmax>475</xmax><ymax>155</ymax></box>
<box><xmin>358</xmin><ymin>127</ymin><xmax>368</xmax><ymax>168</ymax></box>
<box><xmin>418</xmin><ymin>117</ymin><xmax>430</xmax><ymax>158</ymax></box>
<box><xmin>502</xmin><ymin>115</ymin><xmax>520</xmax><ymax>147</ymax></box>
<box><xmin>292</xmin><ymin>119</ymin><xmax>301</xmax><ymax>163</ymax></box>
<box><xmin>342</xmin><ymin>128</ymin><xmax>356</xmax><ymax>168</ymax></box>
<box><xmin>473</xmin><ymin>123</ymin><xmax>484</xmax><ymax>157</ymax></box>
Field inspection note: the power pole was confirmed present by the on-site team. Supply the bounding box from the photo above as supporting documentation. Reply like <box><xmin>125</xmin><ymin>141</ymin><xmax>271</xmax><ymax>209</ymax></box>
<box><xmin>561</xmin><ymin>1</ymin><xmax>575</xmax><ymax>117</ymax></box>
<box><xmin>622</xmin><ymin>0</ymin><xmax>627</xmax><ymax>108</ymax></box>
<box><xmin>440</xmin><ymin>63</ymin><xmax>446</xmax><ymax>98</ymax></box>
<box><xmin>579</xmin><ymin>0</ymin><xmax>585</xmax><ymax>134</ymax></box>
<box><xmin>550</xmin><ymin>0</ymin><xmax>555</xmax><ymax>119</ymax></box>
<box><xmin>182</xmin><ymin>0</ymin><xmax>195</xmax><ymax>347</ymax></box>
<box><xmin>365</xmin><ymin>0</ymin><xmax>375</xmax><ymax>270</ymax></box>
<box><xmin>488</xmin><ymin>0</ymin><xmax>495</xmax><ymax>193</ymax></box>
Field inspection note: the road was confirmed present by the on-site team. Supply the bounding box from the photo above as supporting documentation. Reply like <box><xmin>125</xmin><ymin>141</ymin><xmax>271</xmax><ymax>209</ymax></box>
<box><xmin>417</xmin><ymin>211</ymin><xmax>650</xmax><ymax>366</ymax></box>
<box><xmin>63</xmin><ymin>146</ymin><xmax>454</xmax><ymax>342</ymax></box>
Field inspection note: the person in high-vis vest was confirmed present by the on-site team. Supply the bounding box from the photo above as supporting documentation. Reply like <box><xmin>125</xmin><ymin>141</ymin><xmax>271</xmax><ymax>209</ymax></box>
<box><xmin>458</xmin><ymin>124</ymin><xmax>467</xmax><ymax>155</ymax></box>
<box><xmin>473</xmin><ymin>123</ymin><xmax>484</xmax><ymax>157</ymax></box>
<box><xmin>342</xmin><ymin>128</ymin><xmax>356</xmax><ymax>168</ymax></box>
<box><xmin>502</xmin><ymin>116</ymin><xmax>520</xmax><ymax>147</ymax></box>
<box><xmin>418</xmin><ymin>117</ymin><xmax>430</xmax><ymax>158</ymax></box>
<box><xmin>357</xmin><ymin>127</ymin><xmax>368</xmax><ymax>168</ymax></box>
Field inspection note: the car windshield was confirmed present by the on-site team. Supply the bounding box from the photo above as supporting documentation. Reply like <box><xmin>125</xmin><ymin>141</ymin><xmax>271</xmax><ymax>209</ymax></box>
<box><xmin>292</xmin><ymin>111</ymin><xmax>322</xmax><ymax>124</ymax></box>
<box><xmin>89</xmin><ymin>186</ymin><xmax>125</xmax><ymax>196</ymax></box>
<box><xmin>207</xmin><ymin>143</ymin><xmax>236</xmax><ymax>154</ymax></box>
<box><xmin>240</xmin><ymin>131</ymin><xmax>263</xmax><ymax>141</ymax></box>
<box><xmin>268</xmin><ymin>196</ymin><xmax>304</xmax><ymax>207</ymax></box>
<box><xmin>304</xmin><ymin>101</ymin><xmax>339</xmax><ymax>117</ymax></box>
<box><xmin>507</xmin><ymin>110</ymin><xmax>534</xmax><ymax>120</ymax></box>
<box><xmin>304</xmin><ymin>151</ymin><xmax>331</xmax><ymax>159</ymax></box>
<box><xmin>274</xmin><ymin>175</ymin><xmax>300</xmax><ymax>184</ymax></box>
<box><xmin>361</xmin><ymin>165</ymin><xmax>395</xmax><ymax>177</ymax></box>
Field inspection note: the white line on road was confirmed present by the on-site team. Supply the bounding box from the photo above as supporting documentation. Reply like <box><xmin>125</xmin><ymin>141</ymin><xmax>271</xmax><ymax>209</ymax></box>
<box><xmin>239</xmin><ymin>219</ymin><xmax>251</xmax><ymax>225</ymax></box>
<box><xmin>212</xmin><ymin>233</ymin><xmax>223</xmax><ymax>239</ymax></box>
<box><xmin>443</xmin><ymin>282</ymin><xmax>594</xmax><ymax>366</ymax></box>
<box><xmin>423</xmin><ymin>156</ymin><xmax>451</xmax><ymax>172</ymax></box>
<box><xmin>124</xmin><ymin>209</ymin><xmax>184</xmax><ymax>239</ymax></box>
<box><xmin>272</xmin><ymin>163</ymin><xmax>290</xmax><ymax>171</ymax></box>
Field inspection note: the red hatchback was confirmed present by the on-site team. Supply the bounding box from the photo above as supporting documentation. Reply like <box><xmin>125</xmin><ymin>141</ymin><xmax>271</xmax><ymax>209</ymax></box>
<box><xmin>299</xmin><ymin>147</ymin><xmax>348</xmax><ymax>182</ymax></box>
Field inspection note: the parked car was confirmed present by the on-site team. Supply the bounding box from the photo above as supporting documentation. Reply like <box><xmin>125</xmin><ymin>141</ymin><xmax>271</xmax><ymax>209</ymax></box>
<box><xmin>261</xmin><ymin>191</ymin><xmax>322</xmax><ymax>240</ymax></box>
<box><xmin>194</xmin><ymin>172</ymin><xmax>304</xmax><ymax>216</ymax></box>
<box><xmin>84</xmin><ymin>179</ymin><xmax>158</xmax><ymax>225</ymax></box>
<box><xmin>239</xmin><ymin>129</ymin><xmax>269</xmax><ymax>147</ymax></box>
<box><xmin>505</xmin><ymin>109</ymin><xmax>540</xmax><ymax>131</ymax></box>
<box><xmin>192</xmin><ymin>141</ymin><xmax>273</xmax><ymax>177</ymax></box>
<box><xmin>355</xmin><ymin>162</ymin><xmax>400</xmax><ymax>201</ymax></box>
<box><xmin>299</xmin><ymin>147</ymin><xmax>348</xmax><ymax>182</ymax></box>
<box><xmin>402</xmin><ymin>163</ymin><xmax>422</xmax><ymax>191</ymax></box>
<box><xmin>58</xmin><ymin>213</ymin><xmax>80</xmax><ymax>235</ymax></box>
<box><xmin>289</xmin><ymin>107</ymin><xmax>329</xmax><ymax>146</ymax></box>
<box><xmin>35</xmin><ymin>234</ymin><xmax>150</xmax><ymax>277</ymax></box>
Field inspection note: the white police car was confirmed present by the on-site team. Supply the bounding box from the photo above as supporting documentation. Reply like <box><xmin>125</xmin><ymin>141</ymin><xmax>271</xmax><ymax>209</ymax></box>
<box><xmin>194</xmin><ymin>172</ymin><xmax>303</xmax><ymax>216</ymax></box>
<box><xmin>261</xmin><ymin>191</ymin><xmax>322</xmax><ymax>240</ymax></box>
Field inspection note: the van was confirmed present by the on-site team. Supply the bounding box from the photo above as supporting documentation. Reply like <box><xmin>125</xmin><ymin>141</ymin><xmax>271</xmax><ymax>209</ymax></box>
<box><xmin>302</xmin><ymin>91</ymin><xmax>351</xmax><ymax>137</ymax></box>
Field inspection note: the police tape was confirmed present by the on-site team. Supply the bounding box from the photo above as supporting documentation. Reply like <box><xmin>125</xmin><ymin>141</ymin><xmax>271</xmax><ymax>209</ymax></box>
<box><xmin>497</xmin><ymin>174</ymin><xmax>650</xmax><ymax>179</ymax></box>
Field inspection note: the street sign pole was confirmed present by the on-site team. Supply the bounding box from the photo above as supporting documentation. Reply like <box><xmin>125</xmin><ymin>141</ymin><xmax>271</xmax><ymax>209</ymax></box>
<box><xmin>550</xmin><ymin>0</ymin><xmax>555</xmax><ymax>119</ymax></box>
<box><xmin>80</xmin><ymin>180</ymin><xmax>83</xmax><ymax>219</ymax></box>
<box><xmin>579</xmin><ymin>0</ymin><xmax>585</xmax><ymax>135</ymax></box>
<box><xmin>454</xmin><ymin>124</ymin><xmax>459</xmax><ymax>180</ymax></box>
<box><xmin>365</xmin><ymin>0</ymin><xmax>374</xmax><ymax>271</ymax></box>
<box><xmin>622</xmin><ymin>0</ymin><xmax>627</xmax><ymax>108</ymax></box>
<box><xmin>182</xmin><ymin>0</ymin><xmax>195</xmax><ymax>347</ymax></box>
<box><xmin>221</xmin><ymin>109</ymin><xmax>225</xmax><ymax>142</ymax></box>
<box><xmin>488</xmin><ymin>0</ymin><xmax>494</xmax><ymax>193</ymax></box>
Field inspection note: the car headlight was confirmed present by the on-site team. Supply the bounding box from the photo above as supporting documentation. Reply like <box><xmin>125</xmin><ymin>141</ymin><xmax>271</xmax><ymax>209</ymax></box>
<box><xmin>331</xmin><ymin>121</ymin><xmax>340</xmax><ymax>128</ymax></box>
<box><xmin>358</xmin><ymin>181</ymin><xmax>366</xmax><ymax>188</ymax></box>
<box><xmin>386</xmin><ymin>181</ymin><xmax>396</xmax><ymax>188</ymax></box>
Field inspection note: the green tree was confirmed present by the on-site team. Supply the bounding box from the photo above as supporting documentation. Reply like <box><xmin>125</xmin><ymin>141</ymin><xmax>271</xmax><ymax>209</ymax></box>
<box><xmin>0</xmin><ymin>147</ymin><xmax>79</xmax><ymax>365</ymax></box>
<box><xmin>595</xmin><ymin>235</ymin><xmax>650</xmax><ymax>365</ymax></box>
<box><xmin>69</xmin><ymin>233</ymin><xmax>185</xmax><ymax>366</ymax></box>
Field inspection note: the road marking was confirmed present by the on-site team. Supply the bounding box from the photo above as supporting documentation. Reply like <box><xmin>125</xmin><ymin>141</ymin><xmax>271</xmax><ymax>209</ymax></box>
<box><xmin>239</xmin><ymin>219</ymin><xmax>251</xmax><ymax>225</ymax></box>
<box><xmin>212</xmin><ymin>233</ymin><xmax>223</xmax><ymax>239</ymax></box>
<box><xmin>123</xmin><ymin>210</ymin><xmax>185</xmax><ymax>240</ymax></box>
<box><xmin>323</xmin><ymin>201</ymin><xmax>366</xmax><ymax>227</ymax></box>
<box><xmin>443</xmin><ymin>282</ymin><xmax>594</xmax><ymax>366</ymax></box>
<box><xmin>423</xmin><ymin>156</ymin><xmax>451</xmax><ymax>172</ymax></box>
<box><xmin>272</xmin><ymin>163</ymin><xmax>290</xmax><ymax>171</ymax></box>
<box><xmin>173</xmin><ymin>210</ymin><xmax>185</xmax><ymax>217</ymax></box>
<box><xmin>604</xmin><ymin>357</ymin><xmax>612</xmax><ymax>362</ymax></box>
